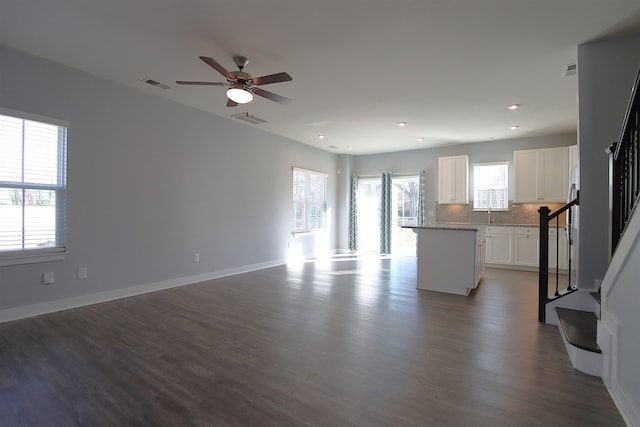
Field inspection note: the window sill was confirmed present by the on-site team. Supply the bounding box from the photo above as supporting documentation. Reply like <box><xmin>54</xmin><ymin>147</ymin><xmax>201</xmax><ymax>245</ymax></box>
<box><xmin>0</xmin><ymin>248</ymin><xmax>68</xmax><ymax>266</ymax></box>
<box><xmin>291</xmin><ymin>229</ymin><xmax>326</xmax><ymax>237</ymax></box>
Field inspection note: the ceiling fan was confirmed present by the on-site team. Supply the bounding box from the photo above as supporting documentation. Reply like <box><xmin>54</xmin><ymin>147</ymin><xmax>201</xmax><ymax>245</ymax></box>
<box><xmin>176</xmin><ymin>56</ymin><xmax>293</xmax><ymax>107</ymax></box>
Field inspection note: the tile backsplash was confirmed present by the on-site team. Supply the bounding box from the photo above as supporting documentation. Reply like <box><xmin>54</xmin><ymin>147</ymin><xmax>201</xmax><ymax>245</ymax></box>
<box><xmin>435</xmin><ymin>201</ymin><xmax>566</xmax><ymax>225</ymax></box>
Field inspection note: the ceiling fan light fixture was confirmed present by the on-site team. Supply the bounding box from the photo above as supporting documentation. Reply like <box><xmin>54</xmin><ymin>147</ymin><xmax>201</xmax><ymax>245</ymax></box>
<box><xmin>227</xmin><ymin>87</ymin><xmax>253</xmax><ymax>104</ymax></box>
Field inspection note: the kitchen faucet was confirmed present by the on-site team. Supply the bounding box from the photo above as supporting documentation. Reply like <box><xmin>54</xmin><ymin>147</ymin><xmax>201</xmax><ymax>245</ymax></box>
<box><xmin>487</xmin><ymin>206</ymin><xmax>492</xmax><ymax>224</ymax></box>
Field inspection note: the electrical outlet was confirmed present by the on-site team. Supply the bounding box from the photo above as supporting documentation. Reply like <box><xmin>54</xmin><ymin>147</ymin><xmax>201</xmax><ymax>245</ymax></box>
<box><xmin>193</xmin><ymin>253</ymin><xmax>200</xmax><ymax>263</ymax></box>
<box><xmin>43</xmin><ymin>272</ymin><xmax>55</xmax><ymax>285</ymax></box>
<box><xmin>78</xmin><ymin>267</ymin><xmax>87</xmax><ymax>279</ymax></box>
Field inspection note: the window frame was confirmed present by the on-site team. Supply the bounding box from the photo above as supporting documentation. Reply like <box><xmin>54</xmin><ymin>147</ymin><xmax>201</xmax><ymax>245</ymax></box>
<box><xmin>292</xmin><ymin>167</ymin><xmax>328</xmax><ymax>234</ymax></box>
<box><xmin>472</xmin><ymin>161</ymin><xmax>509</xmax><ymax>211</ymax></box>
<box><xmin>0</xmin><ymin>107</ymin><xmax>68</xmax><ymax>266</ymax></box>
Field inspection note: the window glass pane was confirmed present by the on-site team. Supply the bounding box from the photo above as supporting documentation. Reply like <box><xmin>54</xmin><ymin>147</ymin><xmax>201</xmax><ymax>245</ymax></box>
<box><xmin>474</xmin><ymin>163</ymin><xmax>508</xmax><ymax>209</ymax></box>
<box><xmin>24</xmin><ymin>121</ymin><xmax>61</xmax><ymax>185</ymax></box>
<box><xmin>0</xmin><ymin>115</ymin><xmax>23</xmax><ymax>182</ymax></box>
<box><xmin>293</xmin><ymin>202</ymin><xmax>305</xmax><ymax>230</ymax></box>
<box><xmin>292</xmin><ymin>168</ymin><xmax>327</xmax><ymax>232</ymax></box>
<box><xmin>309</xmin><ymin>174</ymin><xmax>324</xmax><ymax>203</ymax></box>
<box><xmin>393</xmin><ymin>178</ymin><xmax>419</xmax><ymax>226</ymax></box>
<box><xmin>310</xmin><ymin>203</ymin><xmax>325</xmax><ymax>229</ymax></box>
<box><xmin>0</xmin><ymin>112</ymin><xmax>67</xmax><ymax>254</ymax></box>
<box><xmin>293</xmin><ymin>170</ymin><xmax>307</xmax><ymax>201</ymax></box>
<box><xmin>0</xmin><ymin>188</ymin><xmax>23</xmax><ymax>251</ymax></box>
<box><xmin>23</xmin><ymin>190</ymin><xmax>58</xmax><ymax>249</ymax></box>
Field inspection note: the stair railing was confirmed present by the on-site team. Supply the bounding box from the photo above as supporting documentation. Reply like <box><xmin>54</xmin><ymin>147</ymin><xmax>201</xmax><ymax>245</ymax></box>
<box><xmin>609</xmin><ymin>66</ymin><xmax>640</xmax><ymax>256</ymax></box>
<box><xmin>538</xmin><ymin>193</ymin><xmax>579</xmax><ymax>322</ymax></box>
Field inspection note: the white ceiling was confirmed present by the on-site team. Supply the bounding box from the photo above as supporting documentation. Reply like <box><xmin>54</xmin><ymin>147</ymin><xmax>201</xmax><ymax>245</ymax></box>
<box><xmin>2</xmin><ymin>1</ymin><xmax>640</xmax><ymax>155</ymax></box>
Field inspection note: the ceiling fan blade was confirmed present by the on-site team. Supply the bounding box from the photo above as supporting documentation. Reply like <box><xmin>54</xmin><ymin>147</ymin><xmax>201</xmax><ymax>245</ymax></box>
<box><xmin>251</xmin><ymin>72</ymin><xmax>293</xmax><ymax>86</ymax></box>
<box><xmin>253</xmin><ymin>88</ymin><xmax>292</xmax><ymax>105</ymax></box>
<box><xmin>227</xmin><ymin>99</ymin><xmax>239</xmax><ymax>107</ymax></box>
<box><xmin>175</xmin><ymin>81</ymin><xmax>226</xmax><ymax>86</ymax></box>
<box><xmin>199</xmin><ymin>56</ymin><xmax>235</xmax><ymax>80</ymax></box>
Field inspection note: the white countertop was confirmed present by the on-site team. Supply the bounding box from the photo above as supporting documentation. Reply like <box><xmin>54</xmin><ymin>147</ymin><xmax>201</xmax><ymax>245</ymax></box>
<box><xmin>404</xmin><ymin>222</ymin><xmax>567</xmax><ymax>231</ymax></box>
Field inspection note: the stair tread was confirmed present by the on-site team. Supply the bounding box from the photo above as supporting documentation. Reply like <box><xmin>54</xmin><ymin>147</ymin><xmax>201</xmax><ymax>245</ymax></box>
<box><xmin>555</xmin><ymin>307</ymin><xmax>601</xmax><ymax>353</ymax></box>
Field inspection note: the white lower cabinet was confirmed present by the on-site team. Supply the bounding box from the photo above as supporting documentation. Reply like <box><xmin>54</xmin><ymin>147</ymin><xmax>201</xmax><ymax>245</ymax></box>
<box><xmin>548</xmin><ymin>228</ymin><xmax>569</xmax><ymax>270</ymax></box>
<box><xmin>513</xmin><ymin>227</ymin><xmax>539</xmax><ymax>267</ymax></box>
<box><xmin>485</xmin><ymin>225</ymin><xmax>568</xmax><ymax>271</ymax></box>
<box><xmin>485</xmin><ymin>226</ymin><xmax>513</xmax><ymax>265</ymax></box>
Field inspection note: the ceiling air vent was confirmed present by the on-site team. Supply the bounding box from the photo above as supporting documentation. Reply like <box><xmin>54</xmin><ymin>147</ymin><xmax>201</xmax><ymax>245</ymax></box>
<box><xmin>142</xmin><ymin>77</ymin><xmax>171</xmax><ymax>90</ymax></box>
<box><xmin>231</xmin><ymin>112</ymin><xmax>267</xmax><ymax>125</ymax></box>
<box><xmin>562</xmin><ymin>63</ymin><xmax>577</xmax><ymax>77</ymax></box>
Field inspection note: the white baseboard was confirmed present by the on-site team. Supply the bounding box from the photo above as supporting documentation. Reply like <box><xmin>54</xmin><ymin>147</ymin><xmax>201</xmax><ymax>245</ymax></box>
<box><xmin>0</xmin><ymin>259</ymin><xmax>285</xmax><ymax>324</ymax></box>
<box><xmin>332</xmin><ymin>248</ymin><xmax>353</xmax><ymax>254</ymax></box>
<box><xmin>610</xmin><ymin>381</ymin><xmax>640</xmax><ymax>427</ymax></box>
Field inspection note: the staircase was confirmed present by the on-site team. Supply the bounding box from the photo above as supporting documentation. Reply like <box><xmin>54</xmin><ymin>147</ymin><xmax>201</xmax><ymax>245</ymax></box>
<box><xmin>555</xmin><ymin>304</ymin><xmax>601</xmax><ymax>377</ymax></box>
<box><xmin>538</xmin><ymin>65</ymin><xmax>640</xmax><ymax>426</ymax></box>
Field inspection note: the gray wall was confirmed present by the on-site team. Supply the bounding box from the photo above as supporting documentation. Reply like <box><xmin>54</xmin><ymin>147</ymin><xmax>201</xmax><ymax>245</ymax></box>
<box><xmin>0</xmin><ymin>46</ymin><xmax>337</xmax><ymax>312</ymax></box>
<box><xmin>351</xmin><ymin>133</ymin><xmax>577</xmax><ymax>223</ymax></box>
<box><xmin>336</xmin><ymin>154</ymin><xmax>354</xmax><ymax>251</ymax></box>
<box><xmin>577</xmin><ymin>31</ymin><xmax>640</xmax><ymax>290</ymax></box>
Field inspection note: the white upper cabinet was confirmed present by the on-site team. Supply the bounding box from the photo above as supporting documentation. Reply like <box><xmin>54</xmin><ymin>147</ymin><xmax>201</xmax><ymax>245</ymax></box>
<box><xmin>514</xmin><ymin>147</ymin><xmax>569</xmax><ymax>203</ymax></box>
<box><xmin>438</xmin><ymin>155</ymin><xmax>469</xmax><ymax>204</ymax></box>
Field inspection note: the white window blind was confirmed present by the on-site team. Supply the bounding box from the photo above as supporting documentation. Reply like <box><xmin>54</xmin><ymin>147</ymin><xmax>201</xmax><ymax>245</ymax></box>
<box><xmin>293</xmin><ymin>167</ymin><xmax>327</xmax><ymax>232</ymax></box>
<box><xmin>0</xmin><ymin>110</ymin><xmax>68</xmax><ymax>256</ymax></box>
<box><xmin>473</xmin><ymin>162</ymin><xmax>508</xmax><ymax>210</ymax></box>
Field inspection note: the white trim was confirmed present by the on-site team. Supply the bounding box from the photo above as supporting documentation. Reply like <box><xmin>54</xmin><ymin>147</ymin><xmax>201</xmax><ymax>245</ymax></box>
<box><xmin>472</xmin><ymin>160</ymin><xmax>510</xmax><ymax>167</ymax></box>
<box><xmin>391</xmin><ymin>171</ymin><xmax>421</xmax><ymax>178</ymax></box>
<box><xmin>0</xmin><ymin>106</ymin><xmax>69</xmax><ymax>127</ymax></box>
<box><xmin>292</xmin><ymin>166</ymin><xmax>328</xmax><ymax>177</ymax></box>
<box><xmin>0</xmin><ymin>258</ymin><xmax>285</xmax><ymax>324</ymax></box>
<box><xmin>600</xmin><ymin>198</ymin><xmax>640</xmax><ymax>427</ymax></box>
<box><xmin>0</xmin><ymin>248</ymin><xmax>68</xmax><ymax>266</ymax></box>
<box><xmin>332</xmin><ymin>248</ymin><xmax>353</xmax><ymax>254</ymax></box>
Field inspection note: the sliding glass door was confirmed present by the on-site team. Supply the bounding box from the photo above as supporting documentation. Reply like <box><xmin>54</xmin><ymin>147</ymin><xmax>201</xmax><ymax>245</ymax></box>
<box><xmin>392</xmin><ymin>175</ymin><xmax>419</xmax><ymax>256</ymax></box>
<box><xmin>354</xmin><ymin>174</ymin><xmax>420</xmax><ymax>256</ymax></box>
<box><xmin>356</xmin><ymin>177</ymin><xmax>382</xmax><ymax>253</ymax></box>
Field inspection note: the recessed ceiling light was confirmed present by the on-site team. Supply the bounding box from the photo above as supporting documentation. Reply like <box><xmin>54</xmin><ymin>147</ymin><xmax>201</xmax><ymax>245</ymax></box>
<box><xmin>508</xmin><ymin>104</ymin><xmax>520</xmax><ymax>110</ymax></box>
<box><xmin>347</xmin><ymin>147</ymin><xmax>353</xmax><ymax>150</ymax></box>
<box><xmin>317</xmin><ymin>134</ymin><xmax>325</xmax><ymax>139</ymax></box>
<box><xmin>417</xmin><ymin>137</ymin><xmax>424</xmax><ymax>142</ymax></box>
<box><xmin>397</xmin><ymin>121</ymin><xmax>407</xmax><ymax>127</ymax></box>
<box><xmin>509</xmin><ymin>125</ymin><xmax>519</xmax><ymax>130</ymax></box>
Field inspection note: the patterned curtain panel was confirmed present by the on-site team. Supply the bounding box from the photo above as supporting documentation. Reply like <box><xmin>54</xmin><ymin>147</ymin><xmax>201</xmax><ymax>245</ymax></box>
<box><xmin>380</xmin><ymin>172</ymin><xmax>392</xmax><ymax>254</ymax></box>
<box><xmin>349</xmin><ymin>174</ymin><xmax>359</xmax><ymax>252</ymax></box>
<box><xmin>418</xmin><ymin>169</ymin><xmax>426</xmax><ymax>226</ymax></box>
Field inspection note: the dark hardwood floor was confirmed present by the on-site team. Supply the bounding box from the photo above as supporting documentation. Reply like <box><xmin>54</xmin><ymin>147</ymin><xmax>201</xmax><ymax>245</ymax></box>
<box><xmin>0</xmin><ymin>256</ymin><xmax>625</xmax><ymax>426</ymax></box>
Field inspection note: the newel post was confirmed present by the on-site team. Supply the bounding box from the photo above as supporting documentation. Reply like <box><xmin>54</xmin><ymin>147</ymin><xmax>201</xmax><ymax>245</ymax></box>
<box><xmin>538</xmin><ymin>206</ymin><xmax>550</xmax><ymax>322</ymax></box>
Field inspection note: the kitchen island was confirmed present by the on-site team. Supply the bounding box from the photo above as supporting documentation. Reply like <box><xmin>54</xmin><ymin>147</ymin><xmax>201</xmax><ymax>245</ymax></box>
<box><xmin>407</xmin><ymin>224</ymin><xmax>485</xmax><ymax>295</ymax></box>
